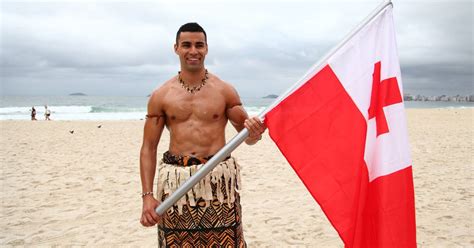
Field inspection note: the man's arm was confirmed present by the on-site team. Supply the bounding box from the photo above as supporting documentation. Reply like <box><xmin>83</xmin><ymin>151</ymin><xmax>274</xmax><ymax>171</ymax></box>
<box><xmin>224</xmin><ymin>84</ymin><xmax>266</xmax><ymax>145</ymax></box>
<box><xmin>140</xmin><ymin>90</ymin><xmax>166</xmax><ymax>227</ymax></box>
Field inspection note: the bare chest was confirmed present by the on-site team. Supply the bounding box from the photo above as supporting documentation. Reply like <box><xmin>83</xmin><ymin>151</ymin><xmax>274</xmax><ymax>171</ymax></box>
<box><xmin>163</xmin><ymin>88</ymin><xmax>227</xmax><ymax>122</ymax></box>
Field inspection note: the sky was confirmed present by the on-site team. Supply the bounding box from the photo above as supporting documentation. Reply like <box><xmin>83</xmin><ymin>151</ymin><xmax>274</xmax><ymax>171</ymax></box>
<box><xmin>1</xmin><ymin>0</ymin><xmax>472</xmax><ymax>97</ymax></box>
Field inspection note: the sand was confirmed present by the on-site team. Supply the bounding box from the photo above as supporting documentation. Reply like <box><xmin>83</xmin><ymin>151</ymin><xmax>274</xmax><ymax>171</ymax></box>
<box><xmin>1</xmin><ymin>108</ymin><xmax>473</xmax><ymax>247</ymax></box>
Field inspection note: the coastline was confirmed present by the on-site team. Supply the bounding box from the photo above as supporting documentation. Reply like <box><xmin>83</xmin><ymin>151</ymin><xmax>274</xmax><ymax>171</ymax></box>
<box><xmin>1</xmin><ymin>95</ymin><xmax>473</xmax><ymax>121</ymax></box>
<box><xmin>1</xmin><ymin>108</ymin><xmax>473</xmax><ymax>246</ymax></box>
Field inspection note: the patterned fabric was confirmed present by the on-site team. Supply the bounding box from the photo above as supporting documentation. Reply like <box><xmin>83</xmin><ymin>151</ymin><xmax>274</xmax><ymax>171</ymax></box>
<box><xmin>162</xmin><ymin>151</ymin><xmax>230</xmax><ymax>167</ymax></box>
<box><xmin>157</xmin><ymin>157</ymin><xmax>246</xmax><ymax>247</ymax></box>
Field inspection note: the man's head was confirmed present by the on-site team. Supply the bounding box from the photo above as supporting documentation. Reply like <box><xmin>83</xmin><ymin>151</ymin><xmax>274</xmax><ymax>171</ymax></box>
<box><xmin>174</xmin><ymin>22</ymin><xmax>208</xmax><ymax>72</ymax></box>
<box><xmin>176</xmin><ymin>22</ymin><xmax>207</xmax><ymax>44</ymax></box>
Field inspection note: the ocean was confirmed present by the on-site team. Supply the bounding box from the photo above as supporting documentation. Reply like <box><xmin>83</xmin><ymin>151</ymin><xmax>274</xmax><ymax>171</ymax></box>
<box><xmin>0</xmin><ymin>96</ymin><xmax>274</xmax><ymax>121</ymax></box>
<box><xmin>1</xmin><ymin>95</ymin><xmax>472</xmax><ymax>121</ymax></box>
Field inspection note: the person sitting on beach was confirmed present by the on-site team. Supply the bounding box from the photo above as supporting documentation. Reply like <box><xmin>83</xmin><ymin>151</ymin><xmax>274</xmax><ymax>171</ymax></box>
<box><xmin>44</xmin><ymin>105</ymin><xmax>51</xmax><ymax>121</ymax></box>
<box><xmin>30</xmin><ymin>106</ymin><xmax>37</xmax><ymax>121</ymax></box>
<box><xmin>139</xmin><ymin>22</ymin><xmax>266</xmax><ymax>247</ymax></box>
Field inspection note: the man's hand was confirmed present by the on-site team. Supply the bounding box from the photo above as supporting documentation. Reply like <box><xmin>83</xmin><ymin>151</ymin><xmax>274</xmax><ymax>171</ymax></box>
<box><xmin>140</xmin><ymin>195</ymin><xmax>160</xmax><ymax>227</ymax></box>
<box><xmin>244</xmin><ymin>116</ymin><xmax>267</xmax><ymax>145</ymax></box>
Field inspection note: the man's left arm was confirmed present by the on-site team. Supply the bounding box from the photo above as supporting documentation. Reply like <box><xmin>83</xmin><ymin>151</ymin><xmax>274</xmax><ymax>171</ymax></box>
<box><xmin>224</xmin><ymin>85</ymin><xmax>266</xmax><ymax>145</ymax></box>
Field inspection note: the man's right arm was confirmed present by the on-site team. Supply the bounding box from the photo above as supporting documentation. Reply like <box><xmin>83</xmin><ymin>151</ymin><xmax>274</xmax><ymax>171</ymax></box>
<box><xmin>139</xmin><ymin>90</ymin><xmax>166</xmax><ymax>227</ymax></box>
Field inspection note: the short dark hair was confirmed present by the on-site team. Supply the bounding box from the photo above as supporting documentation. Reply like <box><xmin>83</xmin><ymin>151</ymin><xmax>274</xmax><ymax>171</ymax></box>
<box><xmin>176</xmin><ymin>22</ymin><xmax>207</xmax><ymax>44</ymax></box>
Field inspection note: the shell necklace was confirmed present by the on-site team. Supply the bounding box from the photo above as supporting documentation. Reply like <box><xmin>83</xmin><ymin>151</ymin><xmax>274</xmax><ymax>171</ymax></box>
<box><xmin>178</xmin><ymin>69</ymin><xmax>209</xmax><ymax>94</ymax></box>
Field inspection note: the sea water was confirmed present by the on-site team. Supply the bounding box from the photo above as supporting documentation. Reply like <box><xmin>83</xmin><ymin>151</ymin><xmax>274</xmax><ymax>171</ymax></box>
<box><xmin>0</xmin><ymin>95</ymin><xmax>472</xmax><ymax>121</ymax></box>
<box><xmin>0</xmin><ymin>96</ymin><xmax>274</xmax><ymax>120</ymax></box>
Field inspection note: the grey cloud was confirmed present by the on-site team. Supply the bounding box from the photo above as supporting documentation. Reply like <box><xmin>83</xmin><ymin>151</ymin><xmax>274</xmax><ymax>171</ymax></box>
<box><xmin>401</xmin><ymin>62</ymin><xmax>473</xmax><ymax>95</ymax></box>
<box><xmin>1</xmin><ymin>1</ymin><xmax>472</xmax><ymax>97</ymax></box>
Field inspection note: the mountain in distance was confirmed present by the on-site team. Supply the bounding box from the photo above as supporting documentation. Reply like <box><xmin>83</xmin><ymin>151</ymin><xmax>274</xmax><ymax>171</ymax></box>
<box><xmin>69</xmin><ymin>92</ymin><xmax>87</xmax><ymax>96</ymax></box>
<box><xmin>262</xmin><ymin>94</ymin><xmax>278</xmax><ymax>99</ymax></box>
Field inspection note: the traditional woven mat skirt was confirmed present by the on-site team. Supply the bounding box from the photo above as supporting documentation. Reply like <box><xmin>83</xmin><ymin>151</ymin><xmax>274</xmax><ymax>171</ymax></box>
<box><xmin>156</xmin><ymin>157</ymin><xmax>246</xmax><ymax>248</ymax></box>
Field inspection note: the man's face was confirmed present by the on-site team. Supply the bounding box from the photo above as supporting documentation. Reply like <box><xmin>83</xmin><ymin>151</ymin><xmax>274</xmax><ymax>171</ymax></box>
<box><xmin>174</xmin><ymin>32</ymin><xmax>208</xmax><ymax>72</ymax></box>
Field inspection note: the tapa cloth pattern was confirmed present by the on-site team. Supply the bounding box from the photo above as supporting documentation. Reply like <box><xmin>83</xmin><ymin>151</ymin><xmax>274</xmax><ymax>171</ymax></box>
<box><xmin>157</xmin><ymin>157</ymin><xmax>246</xmax><ymax>247</ymax></box>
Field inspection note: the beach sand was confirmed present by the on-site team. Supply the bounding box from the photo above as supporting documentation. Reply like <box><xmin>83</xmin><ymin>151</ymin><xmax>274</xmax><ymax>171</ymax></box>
<box><xmin>1</xmin><ymin>108</ymin><xmax>472</xmax><ymax>247</ymax></box>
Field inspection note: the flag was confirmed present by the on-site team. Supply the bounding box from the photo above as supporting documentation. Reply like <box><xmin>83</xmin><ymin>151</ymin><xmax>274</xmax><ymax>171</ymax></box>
<box><xmin>264</xmin><ymin>6</ymin><xmax>416</xmax><ymax>248</ymax></box>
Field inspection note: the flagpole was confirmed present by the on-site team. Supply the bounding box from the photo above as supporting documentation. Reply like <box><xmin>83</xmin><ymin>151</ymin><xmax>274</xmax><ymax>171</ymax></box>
<box><xmin>155</xmin><ymin>0</ymin><xmax>392</xmax><ymax>215</ymax></box>
<box><xmin>155</xmin><ymin>129</ymin><xmax>249</xmax><ymax>215</ymax></box>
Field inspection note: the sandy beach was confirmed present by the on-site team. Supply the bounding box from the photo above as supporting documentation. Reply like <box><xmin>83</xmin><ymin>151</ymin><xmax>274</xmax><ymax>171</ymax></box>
<box><xmin>1</xmin><ymin>108</ymin><xmax>472</xmax><ymax>247</ymax></box>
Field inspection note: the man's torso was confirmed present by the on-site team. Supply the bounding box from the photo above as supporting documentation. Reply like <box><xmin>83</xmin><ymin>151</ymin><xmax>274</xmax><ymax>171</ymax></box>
<box><xmin>159</xmin><ymin>74</ymin><xmax>231</xmax><ymax>157</ymax></box>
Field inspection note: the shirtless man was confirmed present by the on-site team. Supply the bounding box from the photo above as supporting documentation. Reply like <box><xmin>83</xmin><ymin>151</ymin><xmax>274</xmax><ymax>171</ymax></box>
<box><xmin>139</xmin><ymin>22</ymin><xmax>266</xmax><ymax>247</ymax></box>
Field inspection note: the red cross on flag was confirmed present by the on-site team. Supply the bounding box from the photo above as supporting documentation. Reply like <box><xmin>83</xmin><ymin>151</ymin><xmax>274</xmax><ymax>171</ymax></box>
<box><xmin>264</xmin><ymin>5</ymin><xmax>416</xmax><ymax>248</ymax></box>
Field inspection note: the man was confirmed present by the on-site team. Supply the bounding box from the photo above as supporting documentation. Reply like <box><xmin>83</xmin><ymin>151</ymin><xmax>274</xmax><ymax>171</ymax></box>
<box><xmin>44</xmin><ymin>105</ymin><xmax>51</xmax><ymax>121</ymax></box>
<box><xmin>139</xmin><ymin>22</ymin><xmax>266</xmax><ymax>247</ymax></box>
<box><xmin>31</xmin><ymin>106</ymin><xmax>37</xmax><ymax>121</ymax></box>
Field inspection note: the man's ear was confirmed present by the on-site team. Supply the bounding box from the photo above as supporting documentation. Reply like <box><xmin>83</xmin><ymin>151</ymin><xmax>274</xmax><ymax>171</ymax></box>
<box><xmin>174</xmin><ymin>43</ymin><xmax>178</xmax><ymax>54</ymax></box>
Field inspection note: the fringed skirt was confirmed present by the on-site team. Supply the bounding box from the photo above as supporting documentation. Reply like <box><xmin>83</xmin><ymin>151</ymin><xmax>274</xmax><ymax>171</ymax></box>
<box><xmin>156</xmin><ymin>157</ymin><xmax>246</xmax><ymax>247</ymax></box>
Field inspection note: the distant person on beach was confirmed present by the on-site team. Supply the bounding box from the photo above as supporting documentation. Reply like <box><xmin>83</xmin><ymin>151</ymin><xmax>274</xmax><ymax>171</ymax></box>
<box><xmin>44</xmin><ymin>105</ymin><xmax>51</xmax><ymax>120</ymax></box>
<box><xmin>30</xmin><ymin>106</ymin><xmax>37</xmax><ymax>121</ymax></box>
<box><xmin>139</xmin><ymin>22</ymin><xmax>266</xmax><ymax>247</ymax></box>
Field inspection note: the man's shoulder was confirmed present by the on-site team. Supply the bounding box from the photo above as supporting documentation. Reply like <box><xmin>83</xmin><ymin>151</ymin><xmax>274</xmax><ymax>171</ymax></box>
<box><xmin>208</xmin><ymin>73</ymin><xmax>241</xmax><ymax>106</ymax></box>
<box><xmin>149</xmin><ymin>77</ymin><xmax>177</xmax><ymax>99</ymax></box>
<box><xmin>209</xmin><ymin>73</ymin><xmax>236</xmax><ymax>93</ymax></box>
<box><xmin>147</xmin><ymin>81</ymin><xmax>175</xmax><ymax>113</ymax></box>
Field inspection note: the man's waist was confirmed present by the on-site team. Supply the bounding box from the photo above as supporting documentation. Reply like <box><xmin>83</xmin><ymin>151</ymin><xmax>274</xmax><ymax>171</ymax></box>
<box><xmin>162</xmin><ymin>151</ymin><xmax>231</xmax><ymax>166</ymax></box>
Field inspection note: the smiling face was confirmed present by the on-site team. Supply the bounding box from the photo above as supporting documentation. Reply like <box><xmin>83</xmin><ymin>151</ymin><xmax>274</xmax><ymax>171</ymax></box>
<box><xmin>174</xmin><ymin>32</ymin><xmax>208</xmax><ymax>72</ymax></box>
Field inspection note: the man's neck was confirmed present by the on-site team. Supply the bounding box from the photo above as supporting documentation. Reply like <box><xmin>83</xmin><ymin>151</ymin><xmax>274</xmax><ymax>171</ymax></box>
<box><xmin>179</xmin><ymin>68</ymin><xmax>207</xmax><ymax>86</ymax></box>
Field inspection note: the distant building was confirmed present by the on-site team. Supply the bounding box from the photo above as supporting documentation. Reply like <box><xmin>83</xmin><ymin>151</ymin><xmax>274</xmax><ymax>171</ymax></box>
<box><xmin>403</xmin><ymin>93</ymin><xmax>413</xmax><ymax>101</ymax></box>
<box><xmin>401</xmin><ymin>93</ymin><xmax>472</xmax><ymax>102</ymax></box>
<box><xmin>438</xmin><ymin>95</ymin><xmax>448</xmax><ymax>101</ymax></box>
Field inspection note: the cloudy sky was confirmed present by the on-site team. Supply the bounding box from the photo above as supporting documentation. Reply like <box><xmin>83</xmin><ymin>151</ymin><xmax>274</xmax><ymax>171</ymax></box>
<box><xmin>1</xmin><ymin>0</ymin><xmax>472</xmax><ymax>97</ymax></box>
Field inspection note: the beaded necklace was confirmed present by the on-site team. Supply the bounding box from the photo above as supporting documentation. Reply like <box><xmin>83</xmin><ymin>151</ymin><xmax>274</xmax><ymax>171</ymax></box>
<box><xmin>178</xmin><ymin>69</ymin><xmax>209</xmax><ymax>94</ymax></box>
